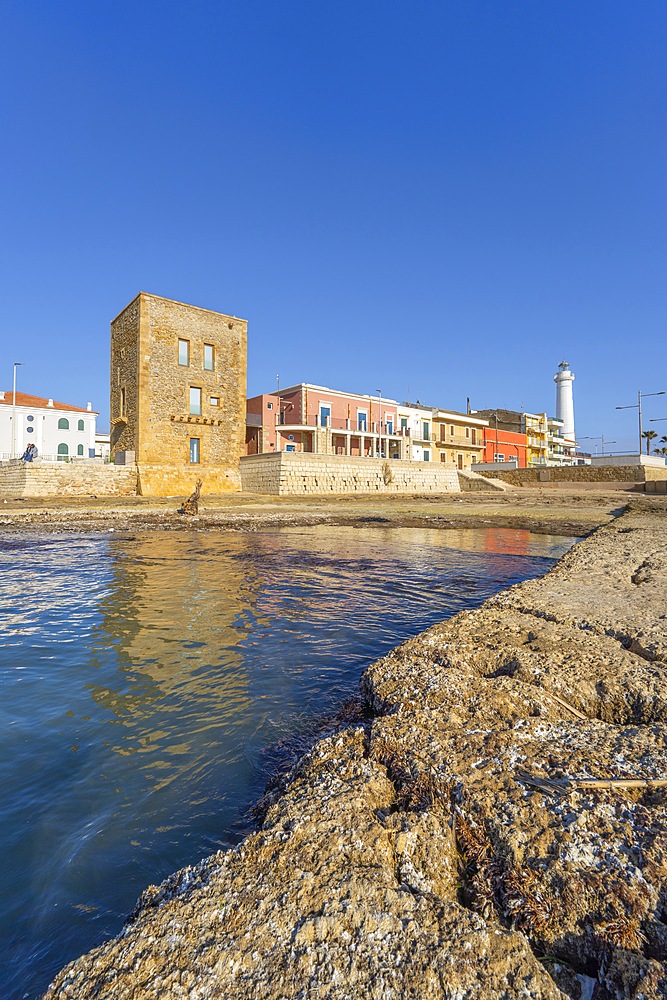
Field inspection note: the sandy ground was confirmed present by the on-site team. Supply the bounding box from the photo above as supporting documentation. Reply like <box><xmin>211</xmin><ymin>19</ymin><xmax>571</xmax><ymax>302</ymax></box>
<box><xmin>1</xmin><ymin>487</ymin><xmax>662</xmax><ymax>537</ymax></box>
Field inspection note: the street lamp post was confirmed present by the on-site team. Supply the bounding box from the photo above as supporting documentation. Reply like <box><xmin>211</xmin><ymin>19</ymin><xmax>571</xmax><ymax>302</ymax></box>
<box><xmin>616</xmin><ymin>389</ymin><xmax>665</xmax><ymax>455</ymax></box>
<box><xmin>376</xmin><ymin>390</ymin><xmax>382</xmax><ymax>457</ymax></box>
<box><xmin>11</xmin><ymin>362</ymin><xmax>24</xmax><ymax>460</ymax></box>
<box><xmin>579</xmin><ymin>434</ymin><xmax>616</xmax><ymax>457</ymax></box>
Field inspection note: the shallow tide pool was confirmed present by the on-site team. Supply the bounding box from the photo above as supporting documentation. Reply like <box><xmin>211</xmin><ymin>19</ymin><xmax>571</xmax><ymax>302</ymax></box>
<box><xmin>0</xmin><ymin>524</ymin><xmax>575</xmax><ymax>999</ymax></box>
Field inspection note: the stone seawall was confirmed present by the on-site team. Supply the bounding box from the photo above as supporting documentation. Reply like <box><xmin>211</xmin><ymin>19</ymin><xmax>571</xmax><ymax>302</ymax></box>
<box><xmin>0</xmin><ymin>461</ymin><xmax>138</xmax><ymax>498</ymax></box>
<box><xmin>240</xmin><ymin>452</ymin><xmax>462</xmax><ymax>494</ymax></box>
<box><xmin>44</xmin><ymin>501</ymin><xmax>667</xmax><ymax>1000</ymax></box>
<box><xmin>492</xmin><ymin>463</ymin><xmax>667</xmax><ymax>487</ymax></box>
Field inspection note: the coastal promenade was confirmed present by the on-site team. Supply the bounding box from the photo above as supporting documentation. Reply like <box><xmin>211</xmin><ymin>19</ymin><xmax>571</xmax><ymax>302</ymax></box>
<box><xmin>40</xmin><ymin>495</ymin><xmax>667</xmax><ymax>999</ymax></box>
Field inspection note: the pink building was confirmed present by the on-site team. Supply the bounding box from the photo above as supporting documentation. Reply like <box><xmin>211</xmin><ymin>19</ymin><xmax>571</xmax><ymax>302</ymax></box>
<box><xmin>246</xmin><ymin>383</ymin><xmax>408</xmax><ymax>459</ymax></box>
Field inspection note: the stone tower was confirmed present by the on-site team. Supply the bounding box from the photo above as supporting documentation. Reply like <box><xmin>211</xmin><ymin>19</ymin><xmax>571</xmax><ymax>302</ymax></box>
<box><xmin>110</xmin><ymin>292</ymin><xmax>247</xmax><ymax>496</ymax></box>
<box><xmin>554</xmin><ymin>360</ymin><xmax>575</xmax><ymax>442</ymax></box>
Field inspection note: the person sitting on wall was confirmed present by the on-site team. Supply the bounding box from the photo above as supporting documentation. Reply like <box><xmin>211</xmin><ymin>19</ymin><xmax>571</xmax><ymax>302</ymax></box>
<box><xmin>21</xmin><ymin>443</ymin><xmax>35</xmax><ymax>462</ymax></box>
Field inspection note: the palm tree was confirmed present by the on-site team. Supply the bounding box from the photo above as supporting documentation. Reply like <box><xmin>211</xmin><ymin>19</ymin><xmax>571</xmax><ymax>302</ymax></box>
<box><xmin>642</xmin><ymin>429</ymin><xmax>658</xmax><ymax>454</ymax></box>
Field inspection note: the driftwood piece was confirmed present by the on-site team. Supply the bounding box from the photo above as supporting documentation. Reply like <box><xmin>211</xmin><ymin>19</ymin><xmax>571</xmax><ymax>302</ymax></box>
<box><xmin>515</xmin><ymin>770</ymin><xmax>667</xmax><ymax>795</ymax></box>
<box><xmin>178</xmin><ymin>478</ymin><xmax>203</xmax><ymax>516</ymax></box>
<box><xmin>546</xmin><ymin>692</ymin><xmax>588</xmax><ymax>721</ymax></box>
<box><xmin>570</xmin><ymin>777</ymin><xmax>667</xmax><ymax>790</ymax></box>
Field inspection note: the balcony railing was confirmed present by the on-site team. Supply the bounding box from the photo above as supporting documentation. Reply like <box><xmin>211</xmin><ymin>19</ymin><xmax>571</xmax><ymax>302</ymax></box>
<box><xmin>435</xmin><ymin>437</ymin><xmax>483</xmax><ymax>448</ymax></box>
<box><xmin>277</xmin><ymin>413</ymin><xmax>402</xmax><ymax>435</ymax></box>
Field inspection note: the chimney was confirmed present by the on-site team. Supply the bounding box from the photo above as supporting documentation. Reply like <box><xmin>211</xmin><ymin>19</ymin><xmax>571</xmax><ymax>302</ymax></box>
<box><xmin>86</xmin><ymin>402</ymin><xmax>92</xmax><ymax>411</ymax></box>
<box><xmin>47</xmin><ymin>399</ymin><xmax>54</xmax><ymax>407</ymax></box>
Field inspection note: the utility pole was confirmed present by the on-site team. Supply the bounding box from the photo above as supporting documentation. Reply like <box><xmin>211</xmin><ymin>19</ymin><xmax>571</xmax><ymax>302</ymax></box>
<box><xmin>616</xmin><ymin>389</ymin><xmax>665</xmax><ymax>455</ymax></box>
<box><xmin>11</xmin><ymin>362</ymin><xmax>24</xmax><ymax>459</ymax></box>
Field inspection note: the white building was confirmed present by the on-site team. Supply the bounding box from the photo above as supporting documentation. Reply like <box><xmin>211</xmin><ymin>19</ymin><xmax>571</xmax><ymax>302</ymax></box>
<box><xmin>0</xmin><ymin>391</ymin><xmax>98</xmax><ymax>462</ymax></box>
<box><xmin>396</xmin><ymin>403</ymin><xmax>435</xmax><ymax>461</ymax></box>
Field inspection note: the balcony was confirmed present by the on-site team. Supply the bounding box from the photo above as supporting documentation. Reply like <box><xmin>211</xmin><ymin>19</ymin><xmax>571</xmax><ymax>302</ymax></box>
<box><xmin>435</xmin><ymin>437</ymin><xmax>483</xmax><ymax>448</ymax></box>
<box><xmin>276</xmin><ymin>413</ymin><xmax>402</xmax><ymax>437</ymax></box>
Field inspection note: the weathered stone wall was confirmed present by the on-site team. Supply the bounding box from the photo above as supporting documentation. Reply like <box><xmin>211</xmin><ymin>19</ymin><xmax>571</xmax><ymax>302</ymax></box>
<box><xmin>111</xmin><ymin>293</ymin><xmax>247</xmax><ymax>496</ymax></box>
<box><xmin>0</xmin><ymin>461</ymin><xmax>137</xmax><ymax>498</ymax></box>
<box><xmin>491</xmin><ymin>464</ymin><xmax>667</xmax><ymax>487</ymax></box>
<box><xmin>136</xmin><ymin>464</ymin><xmax>240</xmax><ymax>497</ymax></box>
<box><xmin>240</xmin><ymin>453</ymin><xmax>461</xmax><ymax>494</ymax></box>
<box><xmin>110</xmin><ymin>296</ymin><xmax>141</xmax><ymax>456</ymax></box>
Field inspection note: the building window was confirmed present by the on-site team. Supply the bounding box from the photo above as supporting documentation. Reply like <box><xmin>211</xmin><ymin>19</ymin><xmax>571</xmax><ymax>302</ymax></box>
<box><xmin>77</xmin><ymin>444</ymin><xmax>84</xmax><ymax>456</ymax></box>
<box><xmin>267</xmin><ymin>402</ymin><xmax>273</xmax><ymax>409</ymax></box>
<box><xmin>57</xmin><ymin>443</ymin><xmax>69</xmax><ymax>461</ymax></box>
<box><xmin>120</xmin><ymin>387</ymin><xmax>126</xmax><ymax>416</ymax></box>
<box><xmin>423</xmin><ymin>421</ymin><xmax>430</xmax><ymax>440</ymax></box>
<box><xmin>357</xmin><ymin>411</ymin><xmax>367</xmax><ymax>431</ymax></box>
<box><xmin>204</xmin><ymin>344</ymin><xmax>215</xmax><ymax>370</ymax></box>
<box><xmin>178</xmin><ymin>339</ymin><xmax>190</xmax><ymax>366</ymax></box>
<box><xmin>189</xmin><ymin>387</ymin><xmax>202</xmax><ymax>415</ymax></box>
<box><xmin>400</xmin><ymin>417</ymin><xmax>408</xmax><ymax>431</ymax></box>
<box><xmin>319</xmin><ymin>404</ymin><xmax>331</xmax><ymax>427</ymax></box>
<box><xmin>58</xmin><ymin>417</ymin><xmax>69</xmax><ymax>430</ymax></box>
<box><xmin>450</xmin><ymin>425</ymin><xmax>455</xmax><ymax>435</ymax></box>
<box><xmin>78</xmin><ymin>419</ymin><xmax>85</xmax><ymax>431</ymax></box>
<box><xmin>27</xmin><ymin>415</ymin><xmax>34</xmax><ymax>422</ymax></box>
<box><xmin>210</xmin><ymin>397</ymin><xmax>219</xmax><ymax>406</ymax></box>
<box><xmin>189</xmin><ymin>437</ymin><xmax>200</xmax><ymax>463</ymax></box>
<box><xmin>386</xmin><ymin>418</ymin><xmax>394</xmax><ymax>434</ymax></box>
<box><xmin>26</xmin><ymin>427</ymin><xmax>34</xmax><ymax>434</ymax></box>
<box><xmin>440</xmin><ymin>453</ymin><xmax>446</xmax><ymax>463</ymax></box>
<box><xmin>465</xmin><ymin>427</ymin><xmax>470</xmax><ymax>438</ymax></box>
<box><xmin>423</xmin><ymin>450</ymin><xmax>430</xmax><ymax>462</ymax></box>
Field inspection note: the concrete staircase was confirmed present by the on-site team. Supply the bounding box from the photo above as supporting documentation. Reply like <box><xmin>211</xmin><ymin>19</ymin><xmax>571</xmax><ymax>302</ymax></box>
<box><xmin>457</xmin><ymin>469</ymin><xmax>509</xmax><ymax>492</ymax></box>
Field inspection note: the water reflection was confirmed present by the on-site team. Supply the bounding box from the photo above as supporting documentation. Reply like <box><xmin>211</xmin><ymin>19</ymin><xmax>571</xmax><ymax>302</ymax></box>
<box><xmin>0</xmin><ymin>525</ymin><xmax>574</xmax><ymax>1000</ymax></box>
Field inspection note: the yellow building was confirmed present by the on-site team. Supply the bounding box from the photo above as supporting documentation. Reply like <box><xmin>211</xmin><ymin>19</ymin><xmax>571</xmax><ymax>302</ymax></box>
<box><xmin>110</xmin><ymin>292</ymin><xmax>247</xmax><ymax>496</ymax></box>
<box><xmin>431</xmin><ymin>409</ymin><xmax>488</xmax><ymax>469</ymax></box>
<box><xmin>524</xmin><ymin>412</ymin><xmax>549</xmax><ymax>467</ymax></box>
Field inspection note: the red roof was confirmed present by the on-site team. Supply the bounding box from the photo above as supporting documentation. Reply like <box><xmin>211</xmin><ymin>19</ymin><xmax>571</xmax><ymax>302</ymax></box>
<box><xmin>0</xmin><ymin>391</ymin><xmax>98</xmax><ymax>414</ymax></box>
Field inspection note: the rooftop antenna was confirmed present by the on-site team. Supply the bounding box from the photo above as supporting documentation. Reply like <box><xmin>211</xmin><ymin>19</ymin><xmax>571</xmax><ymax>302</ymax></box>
<box><xmin>276</xmin><ymin>374</ymin><xmax>280</xmax><ymax>394</ymax></box>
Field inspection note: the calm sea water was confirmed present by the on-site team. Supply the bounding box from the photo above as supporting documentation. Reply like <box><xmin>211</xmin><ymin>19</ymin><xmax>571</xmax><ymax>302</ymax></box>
<box><xmin>0</xmin><ymin>524</ymin><xmax>575</xmax><ymax>999</ymax></box>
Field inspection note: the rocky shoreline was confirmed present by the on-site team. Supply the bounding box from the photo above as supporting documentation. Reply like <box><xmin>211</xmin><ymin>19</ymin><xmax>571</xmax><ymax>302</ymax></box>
<box><xmin>43</xmin><ymin>499</ymin><xmax>667</xmax><ymax>999</ymax></box>
<box><xmin>0</xmin><ymin>487</ymin><xmax>627</xmax><ymax>538</ymax></box>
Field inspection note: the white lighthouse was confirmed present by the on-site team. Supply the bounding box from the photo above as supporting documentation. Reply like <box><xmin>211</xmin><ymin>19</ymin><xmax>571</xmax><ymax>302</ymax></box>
<box><xmin>554</xmin><ymin>360</ymin><xmax>575</xmax><ymax>441</ymax></box>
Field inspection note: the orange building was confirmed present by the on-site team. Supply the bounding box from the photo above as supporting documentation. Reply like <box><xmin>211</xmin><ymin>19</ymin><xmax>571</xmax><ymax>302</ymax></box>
<box><xmin>481</xmin><ymin>425</ymin><xmax>527</xmax><ymax>467</ymax></box>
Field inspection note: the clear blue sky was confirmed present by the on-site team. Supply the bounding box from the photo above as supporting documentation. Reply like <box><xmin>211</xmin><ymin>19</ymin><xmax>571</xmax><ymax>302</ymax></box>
<box><xmin>1</xmin><ymin>1</ymin><xmax>666</xmax><ymax>450</ymax></box>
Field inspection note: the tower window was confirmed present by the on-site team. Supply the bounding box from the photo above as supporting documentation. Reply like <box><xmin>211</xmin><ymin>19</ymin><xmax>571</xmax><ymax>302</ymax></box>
<box><xmin>78</xmin><ymin>419</ymin><xmax>85</xmax><ymax>431</ymax></box>
<box><xmin>189</xmin><ymin>438</ymin><xmax>200</xmax><ymax>463</ymax></box>
<box><xmin>190</xmin><ymin>387</ymin><xmax>202</xmax><ymax>415</ymax></box>
<box><xmin>57</xmin><ymin>417</ymin><xmax>69</xmax><ymax>430</ymax></box>
<box><xmin>203</xmin><ymin>344</ymin><xmax>215</xmax><ymax>370</ymax></box>
<box><xmin>178</xmin><ymin>339</ymin><xmax>190</xmax><ymax>366</ymax></box>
